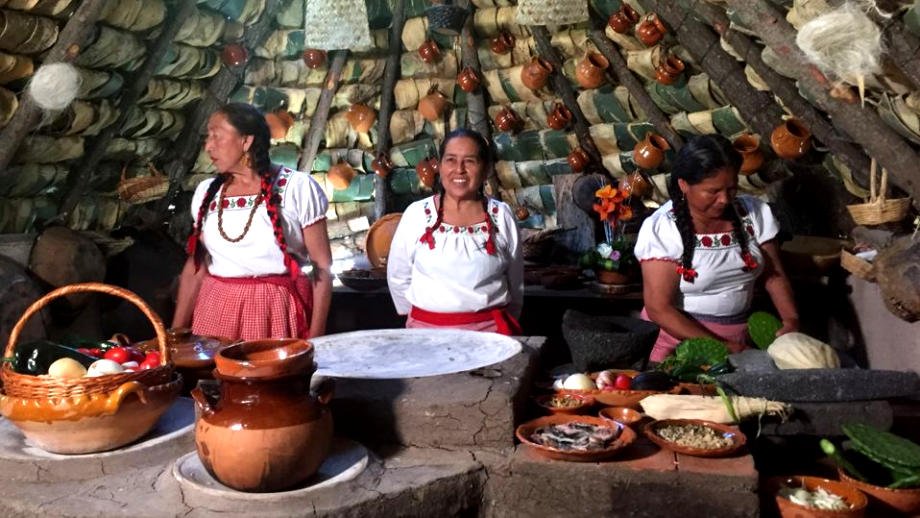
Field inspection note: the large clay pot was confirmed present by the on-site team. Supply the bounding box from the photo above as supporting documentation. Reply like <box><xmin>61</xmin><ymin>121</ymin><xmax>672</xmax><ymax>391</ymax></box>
<box><xmin>345</xmin><ymin>103</ymin><xmax>376</xmax><ymax>133</ymax></box>
<box><xmin>418</xmin><ymin>85</ymin><xmax>449</xmax><ymax>122</ymax></box>
<box><xmin>732</xmin><ymin>133</ymin><xmax>764</xmax><ymax>175</ymax></box>
<box><xmin>608</xmin><ymin>3</ymin><xmax>640</xmax><ymax>34</ymax></box>
<box><xmin>490</xmin><ymin>31</ymin><xmax>515</xmax><ymax>55</ymax></box>
<box><xmin>371</xmin><ymin>152</ymin><xmax>394</xmax><ymax>178</ymax></box>
<box><xmin>416</xmin><ymin>156</ymin><xmax>439</xmax><ymax>189</ymax></box>
<box><xmin>302</xmin><ymin>48</ymin><xmax>326</xmax><ymax>69</ymax></box>
<box><xmin>575</xmin><ymin>51</ymin><xmax>609</xmax><ymax>89</ymax></box>
<box><xmin>633</xmin><ymin>132</ymin><xmax>670</xmax><ymax>170</ymax></box>
<box><xmin>654</xmin><ymin>54</ymin><xmax>684</xmax><ymax>86</ymax></box>
<box><xmin>494</xmin><ymin>105</ymin><xmax>524</xmax><ymax>133</ymax></box>
<box><xmin>636</xmin><ymin>13</ymin><xmax>667</xmax><ymax>46</ymax></box>
<box><xmin>418</xmin><ymin>39</ymin><xmax>441</xmax><ymax>64</ymax></box>
<box><xmin>457</xmin><ymin>66</ymin><xmax>480</xmax><ymax>93</ymax></box>
<box><xmin>770</xmin><ymin>118</ymin><xmax>812</xmax><ymax>160</ymax></box>
<box><xmin>521</xmin><ymin>57</ymin><xmax>553</xmax><ymax>90</ymax></box>
<box><xmin>546</xmin><ymin>102</ymin><xmax>572</xmax><ymax>130</ymax></box>
<box><xmin>567</xmin><ymin>147</ymin><xmax>590</xmax><ymax>173</ymax></box>
<box><xmin>192</xmin><ymin>339</ymin><xmax>333</xmax><ymax>493</ymax></box>
<box><xmin>328</xmin><ymin>159</ymin><xmax>356</xmax><ymax>190</ymax></box>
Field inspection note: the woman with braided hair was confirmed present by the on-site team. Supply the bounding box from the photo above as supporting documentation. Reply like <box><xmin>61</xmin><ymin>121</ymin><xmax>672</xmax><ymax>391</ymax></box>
<box><xmin>386</xmin><ymin>128</ymin><xmax>524</xmax><ymax>335</ymax></box>
<box><xmin>635</xmin><ymin>134</ymin><xmax>798</xmax><ymax>362</ymax></box>
<box><xmin>172</xmin><ymin>103</ymin><xmax>332</xmax><ymax>340</ymax></box>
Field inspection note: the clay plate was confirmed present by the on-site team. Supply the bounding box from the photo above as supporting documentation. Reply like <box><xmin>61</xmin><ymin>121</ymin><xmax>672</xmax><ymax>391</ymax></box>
<box><xmin>643</xmin><ymin>419</ymin><xmax>746</xmax><ymax>458</ymax></box>
<box><xmin>366</xmin><ymin>213</ymin><xmax>402</xmax><ymax>268</ymax></box>
<box><xmin>515</xmin><ymin>414</ymin><xmax>636</xmax><ymax>462</ymax></box>
<box><xmin>768</xmin><ymin>475</ymin><xmax>868</xmax><ymax>518</ymax></box>
<box><xmin>534</xmin><ymin>393</ymin><xmax>594</xmax><ymax>415</ymax></box>
<box><xmin>838</xmin><ymin>468</ymin><xmax>920</xmax><ymax>515</ymax></box>
<box><xmin>598</xmin><ymin>406</ymin><xmax>643</xmax><ymax>426</ymax></box>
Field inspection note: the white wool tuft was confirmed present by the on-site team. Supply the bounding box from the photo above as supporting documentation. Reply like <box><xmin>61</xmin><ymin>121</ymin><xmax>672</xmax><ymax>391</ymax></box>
<box><xmin>795</xmin><ymin>3</ymin><xmax>883</xmax><ymax>85</ymax></box>
<box><xmin>27</xmin><ymin>62</ymin><xmax>81</xmax><ymax>111</ymax></box>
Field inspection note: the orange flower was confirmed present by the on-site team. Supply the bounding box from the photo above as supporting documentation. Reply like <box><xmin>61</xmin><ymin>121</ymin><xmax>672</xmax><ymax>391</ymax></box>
<box><xmin>593</xmin><ymin>184</ymin><xmax>633</xmax><ymax>222</ymax></box>
<box><xmin>618</xmin><ymin>204</ymin><xmax>633</xmax><ymax>221</ymax></box>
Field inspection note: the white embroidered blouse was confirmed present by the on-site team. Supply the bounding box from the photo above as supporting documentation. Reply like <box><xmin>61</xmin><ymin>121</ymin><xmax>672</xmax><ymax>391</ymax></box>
<box><xmin>190</xmin><ymin>166</ymin><xmax>329</xmax><ymax>277</ymax></box>
<box><xmin>387</xmin><ymin>195</ymin><xmax>524</xmax><ymax>318</ymax></box>
<box><xmin>634</xmin><ymin>195</ymin><xmax>779</xmax><ymax>317</ymax></box>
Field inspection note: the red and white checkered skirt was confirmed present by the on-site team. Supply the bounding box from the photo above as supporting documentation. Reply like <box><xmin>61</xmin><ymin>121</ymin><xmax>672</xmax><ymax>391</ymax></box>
<box><xmin>191</xmin><ymin>274</ymin><xmax>313</xmax><ymax>341</ymax></box>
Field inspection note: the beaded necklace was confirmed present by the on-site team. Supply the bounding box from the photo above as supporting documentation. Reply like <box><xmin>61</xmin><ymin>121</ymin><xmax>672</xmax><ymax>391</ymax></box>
<box><xmin>216</xmin><ymin>185</ymin><xmax>263</xmax><ymax>243</ymax></box>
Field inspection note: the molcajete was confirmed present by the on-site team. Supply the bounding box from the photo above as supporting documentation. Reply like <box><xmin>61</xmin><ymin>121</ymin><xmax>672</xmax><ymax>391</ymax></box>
<box><xmin>192</xmin><ymin>339</ymin><xmax>333</xmax><ymax>492</ymax></box>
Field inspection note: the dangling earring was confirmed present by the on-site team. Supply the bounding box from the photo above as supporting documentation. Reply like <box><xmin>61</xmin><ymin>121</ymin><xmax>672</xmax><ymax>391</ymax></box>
<box><xmin>240</xmin><ymin>153</ymin><xmax>252</xmax><ymax>169</ymax></box>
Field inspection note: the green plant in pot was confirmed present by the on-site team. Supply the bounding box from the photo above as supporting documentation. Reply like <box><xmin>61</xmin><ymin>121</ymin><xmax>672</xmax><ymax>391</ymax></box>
<box><xmin>579</xmin><ymin>183</ymin><xmax>637</xmax><ymax>285</ymax></box>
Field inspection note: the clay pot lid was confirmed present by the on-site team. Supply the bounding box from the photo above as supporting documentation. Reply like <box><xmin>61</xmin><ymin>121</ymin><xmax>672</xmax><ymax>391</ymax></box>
<box><xmin>215</xmin><ymin>338</ymin><xmax>314</xmax><ymax>379</ymax></box>
<box><xmin>139</xmin><ymin>329</ymin><xmax>232</xmax><ymax>369</ymax></box>
<box><xmin>366</xmin><ymin>213</ymin><xmax>402</xmax><ymax>268</ymax></box>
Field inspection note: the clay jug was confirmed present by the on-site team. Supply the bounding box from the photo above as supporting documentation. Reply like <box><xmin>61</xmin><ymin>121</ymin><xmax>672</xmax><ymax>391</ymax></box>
<box><xmin>636</xmin><ymin>13</ymin><xmax>667</xmax><ymax>46</ymax></box>
<box><xmin>608</xmin><ymin>3</ymin><xmax>640</xmax><ymax>34</ymax></box>
<box><xmin>416</xmin><ymin>156</ymin><xmax>439</xmax><ymax>188</ymax></box>
<box><xmin>654</xmin><ymin>54</ymin><xmax>684</xmax><ymax>86</ymax></box>
<box><xmin>418</xmin><ymin>39</ymin><xmax>441</xmax><ymax>64</ymax></box>
<box><xmin>265</xmin><ymin>110</ymin><xmax>294</xmax><ymax>140</ymax></box>
<box><xmin>192</xmin><ymin>339</ymin><xmax>333</xmax><ymax>493</ymax></box>
<box><xmin>328</xmin><ymin>159</ymin><xmax>356</xmax><ymax>190</ymax></box>
<box><xmin>620</xmin><ymin>171</ymin><xmax>652</xmax><ymax>198</ymax></box>
<box><xmin>302</xmin><ymin>48</ymin><xmax>326</xmax><ymax>69</ymax></box>
<box><xmin>220</xmin><ymin>43</ymin><xmax>248</xmax><ymax>67</ymax></box>
<box><xmin>732</xmin><ymin>133</ymin><xmax>764</xmax><ymax>175</ymax></box>
<box><xmin>521</xmin><ymin>57</ymin><xmax>553</xmax><ymax>90</ymax></box>
<box><xmin>371</xmin><ymin>152</ymin><xmax>394</xmax><ymax>178</ymax></box>
<box><xmin>546</xmin><ymin>102</ymin><xmax>572</xmax><ymax>130</ymax></box>
<box><xmin>567</xmin><ymin>147</ymin><xmax>590</xmax><ymax>173</ymax></box>
<box><xmin>575</xmin><ymin>51</ymin><xmax>609</xmax><ymax>89</ymax></box>
<box><xmin>494</xmin><ymin>105</ymin><xmax>523</xmax><ymax>133</ymax></box>
<box><xmin>770</xmin><ymin>118</ymin><xmax>812</xmax><ymax>160</ymax></box>
<box><xmin>633</xmin><ymin>132</ymin><xmax>670</xmax><ymax>170</ymax></box>
<box><xmin>345</xmin><ymin>103</ymin><xmax>376</xmax><ymax>133</ymax></box>
<box><xmin>418</xmin><ymin>85</ymin><xmax>449</xmax><ymax>122</ymax></box>
<box><xmin>490</xmin><ymin>30</ymin><xmax>515</xmax><ymax>55</ymax></box>
<box><xmin>457</xmin><ymin>66</ymin><xmax>480</xmax><ymax>93</ymax></box>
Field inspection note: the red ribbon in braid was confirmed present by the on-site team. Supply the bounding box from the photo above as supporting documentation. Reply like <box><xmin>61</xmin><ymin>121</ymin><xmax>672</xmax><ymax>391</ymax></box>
<box><xmin>261</xmin><ymin>172</ymin><xmax>301</xmax><ymax>279</ymax></box>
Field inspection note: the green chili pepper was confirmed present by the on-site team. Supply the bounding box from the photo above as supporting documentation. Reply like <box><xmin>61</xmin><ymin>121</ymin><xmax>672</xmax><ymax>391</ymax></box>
<box><xmin>9</xmin><ymin>341</ymin><xmax>97</xmax><ymax>375</ymax></box>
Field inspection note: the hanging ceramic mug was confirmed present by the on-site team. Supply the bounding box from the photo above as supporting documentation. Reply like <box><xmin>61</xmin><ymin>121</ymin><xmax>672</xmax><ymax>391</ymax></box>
<box><xmin>567</xmin><ymin>147</ymin><xmax>590</xmax><ymax>173</ymax></box>
<box><xmin>345</xmin><ymin>103</ymin><xmax>376</xmax><ymax>133</ymax></box>
<box><xmin>418</xmin><ymin>39</ymin><xmax>441</xmax><ymax>64</ymax></box>
<box><xmin>770</xmin><ymin>118</ymin><xmax>812</xmax><ymax>160</ymax></box>
<box><xmin>416</xmin><ymin>156</ymin><xmax>439</xmax><ymax>189</ymax></box>
<box><xmin>654</xmin><ymin>54</ymin><xmax>684</xmax><ymax>86</ymax></box>
<box><xmin>328</xmin><ymin>159</ymin><xmax>356</xmax><ymax>190</ymax></box>
<box><xmin>620</xmin><ymin>171</ymin><xmax>652</xmax><ymax>198</ymax></box>
<box><xmin>494</xmin><ymin>106</ymin><xmax>523</xmax><ymax>133</ymax></box>
<box><xmin>490</xmin><ymin>31</ymin><xmax>515</xmax><ymax>55</ymax></box>
<box><xmin>575</xmin><ymin>51</ymin><xmax>609</xmax><ymax>89</ymax></box>
<box><xmin>546</xmin><ymin>102</ymin><xmax>572</xmax><ymax>130</ymax></box>
<box><xmin>302</xmin><ymin>48</ymin><xmax>326</xmax><ymax>69</ymax></box>
<box><xmin>220</xmin><ymin>42</ymin><xmax>248</xmax><ymax>67</ymax></box>
<box><xmin>418</xmin><ymin>85</ymin><xmax>449</xmax><ymax>122</ymax></box>
<box><xmin>636</xmin><ymin>13</ymin><xmax>667</xmax><ymax>46</ymax></box>
<box><xmin>608</xmin><ymin>3</ymin><xmax>640</xmax><ymax>34</ymax></box>
<box><xmin>521</xmin><ymin>56</ymin><xmax>553</xmax><ymax>90</ymax></box>
<box><xmin>732</xmin><ymin>133</ymin><xmax>764</xmax><ymax>175</ymax></box>
<box><xmin>633</xmin><ymin>132</ymin><xmax>670</xmax><ymax>170</ymax></box>
<box><xmin>371</xmin><ymin>152</ymin><xmax>394</xmax><ymax>178</ymax></box>
<box><xmin>457</xmin><ymin>66</ymin><xmax>480</xmax><ymax>93</ymax></box>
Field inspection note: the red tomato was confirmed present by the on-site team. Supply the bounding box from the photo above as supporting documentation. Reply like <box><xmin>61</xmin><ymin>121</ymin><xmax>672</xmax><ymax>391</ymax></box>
<box><xmin>614</xmin><ymin>374</ymin><xmax>632</xmax><ymax>390</ymax></box>
<box><xmin>126</xmin><ymin>347</ymin><xmax>146</xmax><ymax>364</ymax></box>
<box><xmin>139</xmin><ymin>351</ymin><xmax>161</xmax><ymax>370</ymax></box>
<box><xmin>89</xmin><ymin>348</ymin><xmax>103</xmax><ymax>357</ymax></box>
<box><xmin>103</xmin><ymin>347</ymin><xmax>130</xmax><ymax>364</ymax></box>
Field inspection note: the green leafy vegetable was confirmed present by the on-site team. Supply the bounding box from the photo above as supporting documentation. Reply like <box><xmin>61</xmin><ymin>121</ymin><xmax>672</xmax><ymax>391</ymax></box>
<box><xmin>656</xmin><ymin>337</ymin><xmax>731</xmax><ymax>382</ymax></box>
<box><xmin>748</xmin><ymin>311</ymin><xmax>782</xmax><ymax>349</ymax></box>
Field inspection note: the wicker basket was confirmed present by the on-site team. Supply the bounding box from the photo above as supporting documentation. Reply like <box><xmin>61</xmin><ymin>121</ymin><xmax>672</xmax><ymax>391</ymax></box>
<box><xmin>840</xmin><ymin>249</ymin><xmax>876</xmax><ymax>282</ymax></box>
<box><xmin>846</xmin><ymin>160</ymin><xmax>911</xmax><ymax>226</ymax></box>
<box><xmin>1</xmin><ymin>282</ymin><xmax>172</xmax><ymax>399</ymax></box>
<box><xmin>116</xmin><ymin>163</ymin><xmax>169</xmax><ymax>204</ymax></box>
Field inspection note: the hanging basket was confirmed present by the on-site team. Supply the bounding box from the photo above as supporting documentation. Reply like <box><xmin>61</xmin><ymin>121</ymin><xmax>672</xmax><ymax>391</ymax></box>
<box><xmin>116</xmin><ymin>162</ymin><xmax>169</xmax><ymax>204</ymax></box>
<box><xmin>303</xmin><ymin>0</ymin><xmax>372</xmax><ymax>51</ymax></box>
<box><xmin>426</xmin><ymin>4</ymin><xmax>468</xmax><ymax>36</ymax></box>
<box><xmin>846</xmin><ymin>160</ymin><xmax>911</xmax><ymax>226</ymax></box>
<box><xmin>515</xmin><ymin>0</ymin><xmax>589</xmax><ymax>26</ymax></box>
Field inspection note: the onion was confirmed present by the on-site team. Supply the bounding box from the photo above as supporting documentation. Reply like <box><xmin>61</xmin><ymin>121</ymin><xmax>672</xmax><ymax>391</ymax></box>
<box><xmin>562</xmin><ymin>373</ymin><xmax>595</xmax><ymax>391</ymax></box>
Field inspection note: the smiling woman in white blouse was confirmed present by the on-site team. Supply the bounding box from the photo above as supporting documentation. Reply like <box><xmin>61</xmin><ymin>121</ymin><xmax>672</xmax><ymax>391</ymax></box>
<box><xmin>386</xmin><ymin>128</ymin><xmax>524</xmax><ymax>335</ymax></box>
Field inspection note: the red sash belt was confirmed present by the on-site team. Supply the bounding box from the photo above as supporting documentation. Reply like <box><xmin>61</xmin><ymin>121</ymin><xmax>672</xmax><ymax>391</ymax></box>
<box><xmin>409</xmin><ymin>305</ymin><xmax>522</xmax><ymax>336</ymax></box>
<box><xmin>211</xmin><ymin>274</ymin><xmax>313</xmax><ymax>336</ymax></box>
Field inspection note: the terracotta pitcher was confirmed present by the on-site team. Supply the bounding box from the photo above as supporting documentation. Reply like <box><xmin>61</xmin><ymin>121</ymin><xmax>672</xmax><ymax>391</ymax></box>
<box><xmin>654</xmin><ymin>54</ymin><xmax>684</xmax><ymax>86</ymax></box>
<box><xmin>567</xmin><ymin>147</ymin><xmax>590</xmax><ymax>173</ymax></box>
<box><xmin>416</xmin><ymin>156</ymin><xmax>439</xmax><ymax>188</ymax></box>
<box><xmin>770</xmin><ymin>118</ymin><xmax>812</xmax><ymax>160</ymax></box>
<box><xmin>546</xmin><ymin>102</ymin><xmax>572</xmax><ymax>130</ymax></box>
<box><xmin>418</xmin><ymin>85</ymin><xmax>449</xmax><ymax>122</ymax></box>
<box><xmin>191</xmin><ymin>339</ymin><xmax>333</xmax><ymax>493</ymax></box>
<box><xmin>371</xmin><ymin>152</ymin><xmax>394</xmax><ymax>178</ymax></box>
<box><xmin>575</xmin><ymin>51</ymin><xmax>609</xmax><ymax>89</ymax></box>
<box><xmin>633</xmin><ymin>132</ymin><xmax>670</xmax><ymax>170</ymax></box>
<box><xmin>494</xmin><ymin>105</ymin><xmax>524</xmax><ymax>133</ymax></box>
<box><xmin>490</xmin><ymin>31</ymin><xmax>515</xmax><ymax>55</ymax></box>
<box><xmin>418</xmin><ymin>39</ymin><xmax>441</xmax><ymax>63</ymax></box>
<box><xmin>345</xmin><ymin>103</ymin><xmax>376</xmax><ymax>133</ymax></box>
<box><xmin>608</xmin><ymin>3</ymin><xmax>640</xmax><ymax>34</ymax></box>
<box><xmin>521</xmin><ymin>57</ymin><xmax>553</xmax><ymax>90</ymax></box>
<box><xmin>328</xmin><ymin>159</ymin><xmax>356</xmax><ymax>190</ymax></box>
<box><xmin>733</xmin><ymin>133</ymin><xmax>764</xmax><ymax>175</ymax></box>
<box><xmin>302</xmin><ymin>48</ymin><xmax>326</xmax><ymax>69</ymax></box>
<box><xmin>636</xmin><ymin>13</ymin><xmax>667</xmax><ymax>46</ymax></box>
<box><xmin>457</xmin><ymin>66</ymin><xmax>480</xmax><ymax>93</ymax></box>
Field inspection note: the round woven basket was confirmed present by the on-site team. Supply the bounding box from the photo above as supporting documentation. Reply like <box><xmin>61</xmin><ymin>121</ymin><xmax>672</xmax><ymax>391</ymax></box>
<box><xmin>1</xmin><ymin>282</ymin><xmax>172</xmax><ymax>399</ymax></box>
<box><xmin>116</xmin><ymin>163</ymin><xmax>169</xmax><ymax>204</ymax></box>
<box><xmin>846</xmin><ymin>162</ymin><xmax>911</xmax><ymax>226</ymax></box>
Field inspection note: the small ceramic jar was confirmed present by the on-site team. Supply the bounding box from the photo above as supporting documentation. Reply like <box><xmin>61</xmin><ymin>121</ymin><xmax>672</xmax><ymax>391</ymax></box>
<box><xmin>221</xmin><ymin>43</ymin><xmax>248</xmax><ymax>67</ymax></box>
<box><xmin>418</xmin><ymin>86</ymin><xmax>449</xmax><ymax>122</ymax></box>
<box><xmin>546</xmin><ymin>102</ymin><xmax>573</xmax><ymax>131</ymax></box>
<box><xmin>654</xmin><ymin>54</ymin><xmax>684</xmax><ymax>86</ymax></box>
<box><xmin>521</xmin><ymin>56</ymin><xmax>553</xmax><ymax>90</ymax></box>
<box><xmin>457</xmin><ymin>66</ymin><xmax>480</xmax><ymax>93</ymax></box>
<box><xmin>608</xmin><ymin>3</ymin><xmax>640</xmax><ymax>34</ymax></box>
<box><xmin>328</xmin><ymin>159</ymin><xmax>356</xmax><ymax>190</ymax></box>
<box><xmin>494</xmin><ymin>106</ymin><xmax>524</xmax><ymax>133</ymax></box>
<box><xmin>302</xmin><ymin>48</ymin><xmax>326</xmax><ymax>69</ymax></box>
<box><xmin>418</xmin><ymin>39</ymin><xmax>441</xmax><ymax>63</ymax></box>
<box><xmin>416</xmin><ymin>156</ymin><xmax>439</xmax><ymax>189</ymax></box>
<box><xmin>567</xmin><ymin>147</ymin><xmax>590</xmax><ymax>173</ymax></box>
<box><xmin>636</xmin><ymin>13</ymin><xmax>667</xmax><ymax>46</ymax></box>
<box><xmin>490</xmin><ymin>31</ymin><xmax>515</xmax><ymax>55</ymax></box>
<box><xmin>371</xmin><ymin>152</ymin><xmax>394</xmax><ymax>178</ymax></box>
<box><xmin>770</xmin><ymin>118</ymin><xmax>812</xmax><ymax>160</ymax></box>
<box><xmin>732</xmin><ymin>133</ymin><xmax>764</xmax><ymax>175</ymax></box>
<box><xmin>575</xmin><ymin>51</ymin><xmax>610</xmax><ymax>89</ymax></box>
<box><xmin>633</xmin><ymin>132</ymin><xmax>670</xmax><ymax>170</ymax></box>
<box><xmin>345</xmin><ymin>103</ymin><xmax>376</xmax><ymax>133</ymax></box>
<box><xmin>620</xmin><ymin>171</ymin><xmax>652</xmax><ymax>198</ymax></box>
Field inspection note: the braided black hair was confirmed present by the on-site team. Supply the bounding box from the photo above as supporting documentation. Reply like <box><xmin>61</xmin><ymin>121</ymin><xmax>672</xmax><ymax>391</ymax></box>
<box><xmin>668</xmin><ymin>134</ymin><xmax>751</xmax><ymax>281</ymax></box>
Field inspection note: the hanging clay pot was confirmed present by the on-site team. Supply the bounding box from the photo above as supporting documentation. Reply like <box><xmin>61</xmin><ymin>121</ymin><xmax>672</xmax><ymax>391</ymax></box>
<box><xmin>620</xmin><ymin>171</ymin><xmax>652</xmax><ymax>198</ymax></box>
<box><xmin>608</xmin><ymin>3</ymin><xmax>640</xmax><ymax>34</ymax></box>
<box><xmin>521</xmin><ymin>56</ymin><xmax>553</xmax><ymax>90</ymax></box>
<box><xmin>345</xmin><ymin>103</ymin><xmax>376</xmax><ymax>133</ymax></box>
<box><xmin>265</xmin><ymin>110</ymin><xmax>294</xmax><ymax>140</ymax></box>
<box><xmin>567</xmin><ymin>147</ymin><xmax>590</xmax><ymax>173</ymax></box>
<box><xmin>417</xmin><ymin>85</ymin><xmax>449</xmax><ymax>122</ymax></box>
<box><xmin>732</xmin><ymin>133</ymin><xmax>765</xmax><ymax>175</ymax></box>
<box><xmin>220</xmin><ymin>43</ymin><xmax>248</xmax><ymax>67</ymax></box>
<box><xmin>371</xmin><ymin>152</ymin><xmax>394</xmax><ymax>178</ymax></box>
<box><xmin>546</xmin><ymin>102</ymin><xmax>573</xmax><ymax>130</ymax></box>
<box><xmin>302</xmin><ymin>48</ymin><xmax>326</xmax><ymax>69</ymax></box>
<box><xmin>328</xmin><ymin>159</ymin><xmax>356</xmax><ymax>190</ymax></box>
<box><xmin>654</xmin><ymin>54</ymin><xmax>684</xmax><ymax>86</ymax></box>
<box><xmin>416</xmin><ymin>156</ymin><xmax>439</xmax><ymax>189</ymax></box>
<box><xmin>490</xmin><ymin>31</ymin><xmax>515</xmax><ymax>55</ymax></box>
<box><xmin>636</xmin><ymin>13</ymin><xmax>667</xmax><ymax>46</ymax></box>
<box><xmin>494</xmin><ymin>106</ymin><xmax>524</xmax><ymax>133</ymax></box>
<box><xmin>418</xmin><ymin>39</ymin><xmax>441</xmax><ymax>64</ymax></box>
<box><xmin>633</xmin><ymin>132</ymin><xmax>670</xmax><ymax>170</ymax></box>
<box><xmin>770</xmin><ymin>118</ymin><xmax>812</xmax><ymax>160</ymax></box>
<box><xmin>457</xmin><ymin>66</ymin><xmax>481</xmax><ymax>93</ymax></box>
<box><xmin>575</xmin><ymin>51</ymin><xmax>609</xmax><ymax>89</ymax></box>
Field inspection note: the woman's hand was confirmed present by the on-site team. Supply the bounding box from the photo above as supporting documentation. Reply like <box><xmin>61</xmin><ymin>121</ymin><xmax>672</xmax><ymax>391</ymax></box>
<box><xmin>777</xmin><ymin>317</ymin><xmax>799</xmax><ymax>336</ymax></box>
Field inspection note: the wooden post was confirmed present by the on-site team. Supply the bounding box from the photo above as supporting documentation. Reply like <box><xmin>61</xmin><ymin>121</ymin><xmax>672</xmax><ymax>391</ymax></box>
<box><xmin>298</xmin><ymin>50</ymin><xmax>349</xmax><ymax>172</ymax></box>
<box><xmin>0</xmin><ymin>0</ymin><xmax>109</xmax><ymax>173</ymax></box>
<box><xmin>587</xmin><ymin>30</ymin><xmax>683</xmax><ymax>151</ymax></box>
<box><xmin>723</xmin><ymin>0</ymin><xmax>920</xmax><ymax>203</ymax></box>
<box><xmin>372</xmin><ymin>0</ymin><xmax>406</xmax><ymax>219</ymax></box>
<box><xmin>58</xmin><ymin>0</ymin><xmax>197</xmax><ymax>220</ymax></box>
<box><xmin>553</xmin><ymin>174</ymin><xmax>594</xmax><ymax>253</ymax></box>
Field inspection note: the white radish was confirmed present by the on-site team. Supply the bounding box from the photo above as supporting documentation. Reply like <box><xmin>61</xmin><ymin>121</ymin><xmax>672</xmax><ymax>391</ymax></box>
<box><xmin>640</xmin><ymin>394</ymin><xmax>791</xmax><ymax>424</ymax></box>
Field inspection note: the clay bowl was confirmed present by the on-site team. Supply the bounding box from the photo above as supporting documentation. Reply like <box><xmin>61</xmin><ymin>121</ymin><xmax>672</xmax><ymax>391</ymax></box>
<box><xmin>534</xmin><ymin>393</ymin><xmax>595</xmax><ymax>415</ymax></box>
<box><xmin>769</xmin><ymin>475</ymin><xmax>868</xmax><ymax>518</ymax></box>
<box><xmin>599</xmin><ymin>406</ymin><xmax>643</xmax><ymax>426</ymax></box>
<box><xmin>838</xmin><ymin>468</ymin><xmax>920</xmax><ymax>515</ymax></box>
<box><xmin>215</xmin><ymin>339</ymin><xmax>314</xmax><ymax>379</ymax></box>
<box><xmin>338</xmin><ymin>267</ymin><xmax>388</xmax><ymax>291</ymax></box>
<box><xmin>0</xmin><ymin>374</ymin><xmax>182</xmax><ymax>454</ymax></box>
<box><xmin>643</xmin><ymin>419</ymin><xmax>746</xmax><ymax>458</ymax></box>
<box><xmin>515</xmin><ymin>414</ymin><xmax>636</xmax><ymax>462</ymax></box>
